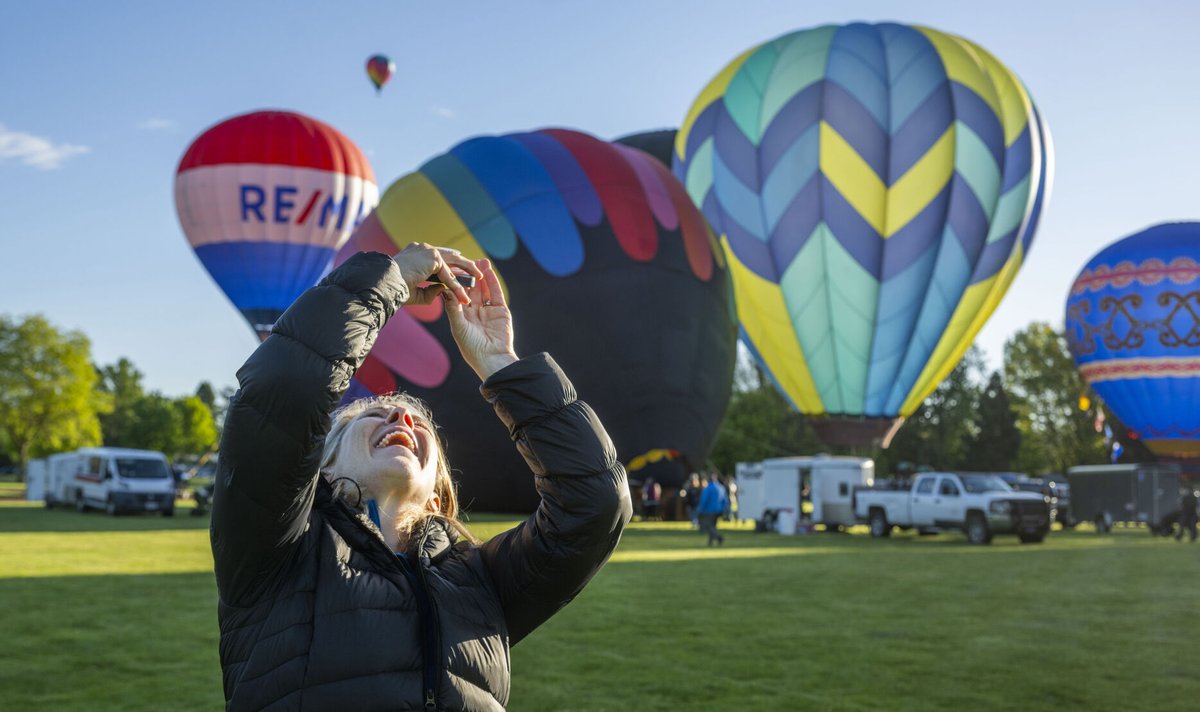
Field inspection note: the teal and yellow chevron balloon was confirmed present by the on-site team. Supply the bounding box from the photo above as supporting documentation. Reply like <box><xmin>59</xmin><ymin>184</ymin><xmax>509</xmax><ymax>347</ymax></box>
<box><xmin>674</xmin><ymin>22</ymin><xmax>1052</xmax><ymax>446</ymax></box>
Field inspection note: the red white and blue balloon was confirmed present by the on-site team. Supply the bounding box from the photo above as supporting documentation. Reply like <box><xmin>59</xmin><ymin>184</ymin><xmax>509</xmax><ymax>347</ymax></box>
<box><xmin>175</xmin><ymin>110</ymin><xmax>378</xmax><ymax>340</ymax></box>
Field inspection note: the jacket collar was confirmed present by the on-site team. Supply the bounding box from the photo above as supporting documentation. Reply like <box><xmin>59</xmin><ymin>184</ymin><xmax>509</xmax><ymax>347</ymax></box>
<box><xmin>416</xmin><ymin>517</ymin><xmax>456</xmax><ymax>562</ymax></box>
<box><xmin>316</xmin><ymin>477</ymin><xmax>458</xmax><ymax>560</ymax></box>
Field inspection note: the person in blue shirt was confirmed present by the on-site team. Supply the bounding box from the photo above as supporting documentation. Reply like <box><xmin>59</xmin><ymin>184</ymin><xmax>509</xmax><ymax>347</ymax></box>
<box><xmin>696</xmin><ymin>474</ymin><xmax>728</xmax><ymax>546</ymax></box>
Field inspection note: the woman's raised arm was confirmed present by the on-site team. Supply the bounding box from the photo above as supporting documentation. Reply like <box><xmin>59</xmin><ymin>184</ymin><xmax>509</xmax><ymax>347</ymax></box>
<box><xmin>211</xmin><ymin>247</ymin><xmax>480</xmax><ymax>605</ymax></box>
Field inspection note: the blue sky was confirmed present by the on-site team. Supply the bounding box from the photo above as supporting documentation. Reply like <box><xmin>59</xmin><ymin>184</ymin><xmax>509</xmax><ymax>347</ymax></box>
<box><xmin>1</xmin><ymin>1</ymin><xmax>1198</xmax><ymax>396</ymax></box>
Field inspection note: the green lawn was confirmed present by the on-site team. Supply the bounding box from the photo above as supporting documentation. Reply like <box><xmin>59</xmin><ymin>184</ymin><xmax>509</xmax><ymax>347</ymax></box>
<box><xmin>0</xmin><ymin>496</ymin><xmax>1197</xmax><ymax>711</ymax></box>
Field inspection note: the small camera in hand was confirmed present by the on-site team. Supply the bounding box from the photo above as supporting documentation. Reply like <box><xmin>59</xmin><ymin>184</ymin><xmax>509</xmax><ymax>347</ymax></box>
<box><xmin>431</xmin><ymin>273</ymin><xmax>476</xmax><ymax>289</ymax></box>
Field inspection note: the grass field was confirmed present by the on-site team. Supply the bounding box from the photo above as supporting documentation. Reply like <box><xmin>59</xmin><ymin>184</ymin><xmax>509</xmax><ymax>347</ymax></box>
<box><xmin>1</xmin><ymin>482</ymin><xmax>1197</xmax><ymax>711</ymax></box>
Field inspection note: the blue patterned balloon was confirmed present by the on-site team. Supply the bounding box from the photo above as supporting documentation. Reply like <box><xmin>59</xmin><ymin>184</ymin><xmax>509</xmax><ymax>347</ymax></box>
<box><xmin>1066</xmin><ymin>222</ymin><xmax>1200</xmax><ymax>457</ymax></box>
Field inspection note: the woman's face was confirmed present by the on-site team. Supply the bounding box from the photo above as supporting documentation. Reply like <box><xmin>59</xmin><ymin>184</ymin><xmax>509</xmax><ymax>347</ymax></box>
<box><xmin>333</xmin><ymin>402</ymin><xmax>441</xmax><ymax>509</ymax></box>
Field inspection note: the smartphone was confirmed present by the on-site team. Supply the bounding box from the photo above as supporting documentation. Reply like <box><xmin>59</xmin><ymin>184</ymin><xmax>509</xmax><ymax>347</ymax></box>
<box><xmin>431</xmin><ymin>273</ymin><xmax>476</xmax><ymax>289</ymax></box>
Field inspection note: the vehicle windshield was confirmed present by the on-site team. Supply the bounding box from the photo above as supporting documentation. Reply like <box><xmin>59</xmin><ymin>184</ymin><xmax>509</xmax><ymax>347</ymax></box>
<box><xmin>113</xmin><ymin>457</ymin><xmax>170</xmax><ymax>479</ymax></box>
<box><xmin>960</xmin><ymin>475</ymin><xmax>1012</xmax><ymax>494</ymax></box>
<box><xmin>1014</xmin><ymin>482</ymin><xmax>1045</xmax><ymax>493</ymax></box>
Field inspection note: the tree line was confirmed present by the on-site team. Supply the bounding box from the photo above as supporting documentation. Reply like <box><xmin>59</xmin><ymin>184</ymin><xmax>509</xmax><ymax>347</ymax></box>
<box><xmin>0</xmin><ymin>314</ymin><xmax>223</xmax><ymax>479</ymax></box>
<box><xmin>1</xmin><ymin>313</ymin><xmax>1152</xmax><ymax>484</ymax></box>
<box><xmin>709</xmin><ymin>322</ymin><xmax>1153</xmax><ymax>478</ymax></box>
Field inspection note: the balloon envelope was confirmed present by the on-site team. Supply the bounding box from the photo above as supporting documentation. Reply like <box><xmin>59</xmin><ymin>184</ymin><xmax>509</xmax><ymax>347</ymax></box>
<box><xmin>336</xmin><ymin>128</ymin><xmax>737</xmax><ymax>511</ymax></box>
<box><xmin>613</xmin><ymin>129</ymin><xmax>678</xmax><ymax>170</ymax></box>
<box><xmin>175</xmin><ymin>110</ymin><xmax>378</xmax><ymax>340</ymax></box>
<box><xmin>366</xmin><ymin>54</ymin><xmax>395</xmax><ymax>92</ymax></box>
<box><xmin>1066</xmin><ymin>222</ymin><xmax>1200</xmax><ymax>458</ymax></box>
<box><xmin>674</xmin><ymin>22</ymin><xmax>1052</xmax><ymax>446</ymax></box>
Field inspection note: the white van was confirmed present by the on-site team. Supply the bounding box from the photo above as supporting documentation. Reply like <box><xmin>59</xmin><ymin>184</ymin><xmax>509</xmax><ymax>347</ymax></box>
<box><xmin>736</xmin><ymin>456</ymin><xmax>874</xmax><ymax>530</ymax></box>
<box><xmin>46</xmin><ymin>448</ymin><xmax>176</xmax><ymax>516</ymax></box>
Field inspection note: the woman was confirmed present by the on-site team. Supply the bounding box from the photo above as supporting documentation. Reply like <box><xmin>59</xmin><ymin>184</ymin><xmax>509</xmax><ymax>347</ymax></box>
<box><xmin>211</xmin><ymin>244</ymin><xmax>632</xmax><ymax>711</ymax></box>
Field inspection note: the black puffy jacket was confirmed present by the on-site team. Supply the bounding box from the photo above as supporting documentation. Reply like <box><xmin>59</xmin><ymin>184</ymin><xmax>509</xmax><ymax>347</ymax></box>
<box><xmin>211</xmin><ymin>252</ymin><xmax>632</xmax><ymax>711</ymax></box>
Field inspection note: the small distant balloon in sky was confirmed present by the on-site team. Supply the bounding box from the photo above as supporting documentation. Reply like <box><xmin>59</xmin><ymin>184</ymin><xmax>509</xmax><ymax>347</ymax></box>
<box><xmin>366</xmin><ymin>54</ymin><xmax>395</xmax><ymax>93</ymax></box>
<box><xmin>175</xmin><ymin>110</ymin><xmax>378</xmax><ymax>340</ymax></box>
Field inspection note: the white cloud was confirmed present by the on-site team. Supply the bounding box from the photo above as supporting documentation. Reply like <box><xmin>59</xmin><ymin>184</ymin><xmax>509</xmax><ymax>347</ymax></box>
<box><xmin>137</xmin><ymin>117</ymin><xmax>175</xmax><ymax>131</ymax></box>
<box><xmin>430</xmin><ymin>105</ymin><xmax>457</xmax><ymax>120</ymax></box>
<box><xmin>0</xmin><ymin>124</ymin><xmax>90</xmax><ymax>170</ymax></box>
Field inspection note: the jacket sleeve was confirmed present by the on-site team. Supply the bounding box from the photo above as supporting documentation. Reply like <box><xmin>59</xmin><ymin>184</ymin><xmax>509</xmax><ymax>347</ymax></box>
<box><xmin>210</xmin><ymin>252</ymin><xmax>408</xmax><ymax>606</ymax></box>
<box><xmin>477</xmin><ymin>353</ymin><xmax>633</xmax><ymax>645</ymax></box>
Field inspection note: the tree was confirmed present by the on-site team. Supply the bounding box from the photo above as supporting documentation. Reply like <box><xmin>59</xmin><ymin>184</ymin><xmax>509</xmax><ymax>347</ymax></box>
<box><xmin>1003</xmin><ymin>323</ymin><xmax>1106</xmax><ymax>474</ymax></box>
<box><xmin>96</xmin><ymin>359</ymin><xmax>218</xmax><ymax>460</ymax></box>
<box><xmin>880</xmin><ymin>345</ymin><xmax>987</xmax><ymax>474</ymax></box>
<box><xmin>0</xmin><ymin>315</ymin><xmax>109</xmax><ymax>479</ymax></box>
<box><xmin>173</xmin><ymin>395</ymin><xmax>218</xmax><ymax>459</ymax></box>
<box><xmin>195</xmin><ymin>380</ymin><xmax>234</xmax><ymax>437</ymax></box>
<box><xmin>195</xmin><ymin>382</ymin><xmax>217</xmax><ymax>412</ymax></box>
<box><xmin>970</xmin><ymin>371</ymin><xmax>1021</xmax><ymax>471</ymax></box>
<box><xmin>709</xmin><ymin>347</ymin><xmax>823</xmax><ymax>473</ymax></box>
<box><xmin>708</xmin><ymin>386</ymin><xmax>823</xmax><ymax>474</ymax></box>
<box><xmin>128</xmin><ymin>393</ymin><xmax>178</xmax><ymax>454</ymax></box>
<box><xmin>111</xmin><ymin>390</ymin><xmax>217</xmax><ymax>460</ymax></box>
<box><xmin>730</xmin><ymin>343</ymin><xmax>765</xmax><ymax>393</ymax></box>
<box><xmin>98</xmin><ymin>357</ymin><xmax>145</xmax><ymax>446</ymax></box>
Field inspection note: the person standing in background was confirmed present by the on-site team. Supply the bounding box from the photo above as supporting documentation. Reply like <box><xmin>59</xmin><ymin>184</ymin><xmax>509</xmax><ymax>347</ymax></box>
<box><xmin>1176</xmin><ymin>486</ymin><xmax>1198</xmax><ymax>542</ymax></box>
<box><xmin>697</xmin><ymin>474</ymin><xmax>728</xmax><ymax>546</ymax></box>
<box><xmin>641</xmin><ymin>477</ymin><xmax>661</xmax><ymax>520</ymax></box>
<box><xmin>683</xmin><ymin>473</ymin><xmax>702</xmax><ymax>527</ymax></box>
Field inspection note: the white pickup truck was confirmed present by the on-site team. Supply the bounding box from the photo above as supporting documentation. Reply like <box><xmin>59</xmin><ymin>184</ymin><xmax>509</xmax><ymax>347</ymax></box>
<box><xmin>853</xmin><ymin>472</ymin><xmax>1051</xmax><ymax>544</ymax></box>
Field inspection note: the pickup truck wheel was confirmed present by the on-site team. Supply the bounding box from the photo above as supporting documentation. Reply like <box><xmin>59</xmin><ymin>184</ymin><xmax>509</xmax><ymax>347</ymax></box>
<box><xmin>75</xmin><ymin>492</ymin><xmax>87</xmax><ymax>513</ymax></box>
<box><xmin>105</xmin><ymin>497</ymin><xmax>118</xmax><ymax>516</ymax></box>
<box><xmin>966</xmin><ymin>513</ymin><xmax>992</xmax><ymax>545</ymax></box>
<box><xmin>869</xmin><ymin>510</ymin><xmax>891</xmax><ymax>538</ymax></box>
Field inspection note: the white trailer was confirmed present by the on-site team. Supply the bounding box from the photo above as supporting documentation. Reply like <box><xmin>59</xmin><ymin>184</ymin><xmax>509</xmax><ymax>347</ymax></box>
<box><xmin>735</xmin><ymin>456</ymin><xmax>874</xmax><ymax>530</ymax></box>
<box><xmin>46</xmin><ymin>448</ymin><xmax>176</xmax><ymax>516</ymax></box>
<box><xmin>25</xmin><ymin>458</ymin><xmax>47</xmax><ymax>502</ymax></box>
<box><xmin>734</xmin><ymin>461</ymin><xmax>764</xmax><ymax>524</ymax></box>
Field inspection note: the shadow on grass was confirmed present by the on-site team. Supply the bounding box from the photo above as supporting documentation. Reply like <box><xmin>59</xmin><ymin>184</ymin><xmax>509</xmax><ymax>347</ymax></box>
<box><xmin>0</xmin><ymin>571</ymin><xmax>224</xmax><ymax>711</ymax></box>
<box><xmin>1</xmin><ymin>513</ymin><xmax>1194</xmax><ymax>712</ymax></box>
<box><xmin>604</xmin><ymin>525</ymin><xmax>1163</xmax><ymax>564</ymax></box>
<box><xmin>0</xmin><ymin>502</ymin><xmax>211</xmax><ymax>533</ymax></box>
<box><xmin>513</xmin><ymin>529</ymin><xmax>1200</xmax><ymax>712</ymax></box>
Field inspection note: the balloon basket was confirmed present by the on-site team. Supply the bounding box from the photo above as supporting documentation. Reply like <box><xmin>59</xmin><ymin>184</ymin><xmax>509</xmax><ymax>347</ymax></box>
<box><xmin>809</xmin><ymin>416</ymin><xmax>905</xmax><ymax>449</ymax></box>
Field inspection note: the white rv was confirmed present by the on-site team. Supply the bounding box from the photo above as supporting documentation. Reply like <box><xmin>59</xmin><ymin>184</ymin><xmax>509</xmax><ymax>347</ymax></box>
<box><xmin>45</xmin><ymin>448</ymin><xmax>176</xmax><ymax>516</ymax></box>
<box><xmin>736</xmin><ymin>456</ymin><xmax>874</xmax><ymax>530</ymax></box>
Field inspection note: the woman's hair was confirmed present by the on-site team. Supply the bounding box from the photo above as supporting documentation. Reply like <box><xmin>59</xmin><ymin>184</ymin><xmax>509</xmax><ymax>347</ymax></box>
<box><xmin>320</xmin><ymin>392</ymin><xmax>478</xmax><ymax>547</ymax></box>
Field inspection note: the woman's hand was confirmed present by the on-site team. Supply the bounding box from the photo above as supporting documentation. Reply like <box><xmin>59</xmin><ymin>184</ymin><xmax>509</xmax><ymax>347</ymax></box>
<box><xmin>392</xmin><ymin>243</ymin><xmax>483</xmax><ymax>306</ymax></box>
<box><xmin>444</xmin><ymin>259</ymin><xmax>519</xmax><ymax>381</ymax></box>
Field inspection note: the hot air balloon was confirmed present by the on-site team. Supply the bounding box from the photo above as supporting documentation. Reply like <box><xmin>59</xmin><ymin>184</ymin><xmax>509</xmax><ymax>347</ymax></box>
<box><xmin>614</xmin><ymin>129</ymin><xmax>678</xmax><ymax>170</ymax></box>
<box><xmin>366</xmin><ymin>54</ymin><xmax>395</xmax><ymax>93</ymax></box>
<box><xmin>1065</xmin><ymin>222</ymin><xmax>1200</xmax><ymax>458</ymax></box>
<box><xmin>334</xmin><ymin>128</ymin><xmax>737</xmax><ymax>511</ymax></box>
<box><xmin>674</xmin><ymin>22</ymin><xmax>1052</xmax><ymax>447</ymax></box>
<box><xmin>175</xmin><ymin>110</ymin><xmax>379</xmax><ymax>340</ymax></box>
